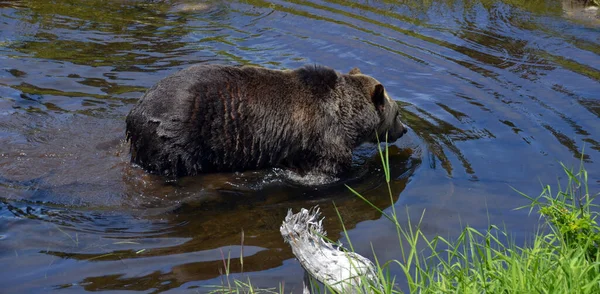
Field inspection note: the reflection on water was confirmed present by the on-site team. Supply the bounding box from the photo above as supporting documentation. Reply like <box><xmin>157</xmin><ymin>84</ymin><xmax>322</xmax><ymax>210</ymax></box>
<box><xmin>0</xmin><ymin>0</ymin><xmax>599</xmax><ymax>293</ymax></box>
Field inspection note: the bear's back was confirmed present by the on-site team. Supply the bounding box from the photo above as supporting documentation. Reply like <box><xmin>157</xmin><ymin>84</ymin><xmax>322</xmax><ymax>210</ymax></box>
<box><xmin>126</xmin><ymin>64</ymin><xmax>333</xmax><ymax>176</ymax></box>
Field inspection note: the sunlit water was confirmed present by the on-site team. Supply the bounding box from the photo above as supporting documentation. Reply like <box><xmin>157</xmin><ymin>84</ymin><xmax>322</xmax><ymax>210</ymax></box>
<box><xmin>0</xmin><ymin>0</ymin><xmax>598</xmax><ymax>293</ymax></box>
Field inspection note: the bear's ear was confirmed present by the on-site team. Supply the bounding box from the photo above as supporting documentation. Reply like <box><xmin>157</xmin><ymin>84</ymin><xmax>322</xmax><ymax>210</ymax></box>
<box><xmin>372</xmin><ymin>84</ymin><xmax>386</xmax><ymax>113</ymax></box>
<box><xmin>349</xmin><ymin>67</ymin><xmax>362</xmax><ymax>75</ymax></box>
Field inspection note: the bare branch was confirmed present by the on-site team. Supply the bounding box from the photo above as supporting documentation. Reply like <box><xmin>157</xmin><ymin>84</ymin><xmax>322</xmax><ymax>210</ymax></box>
<box><xmin>280</xmin><ymin>207</ymin><xmax>381</xmax><ymax>293</ymax></box>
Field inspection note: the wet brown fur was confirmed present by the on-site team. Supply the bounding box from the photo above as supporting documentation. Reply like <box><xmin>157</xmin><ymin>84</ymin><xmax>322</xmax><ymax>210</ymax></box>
<box><xmin>125</xmin><ymin>64</ymin><xmax>407</xmax><ymax>178</ymax></box>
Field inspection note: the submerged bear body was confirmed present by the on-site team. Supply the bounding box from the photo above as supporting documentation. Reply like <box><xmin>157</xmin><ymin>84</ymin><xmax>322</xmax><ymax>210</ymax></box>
<box><xmin>125</xmin><ymin>64</ymin><xmax>407</xmax><ymax>178</ymax></box>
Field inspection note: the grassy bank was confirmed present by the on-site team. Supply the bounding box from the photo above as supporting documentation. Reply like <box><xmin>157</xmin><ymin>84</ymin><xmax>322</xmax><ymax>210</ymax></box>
<box><xmin>210</xmin><ymin>150</ymin><xmax>599</xmax><ymax>293</ymax></box>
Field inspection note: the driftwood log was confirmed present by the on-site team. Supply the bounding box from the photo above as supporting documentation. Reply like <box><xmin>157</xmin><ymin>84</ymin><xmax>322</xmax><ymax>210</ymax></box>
<box><xmin>280</xmin><ymin>207</ymin><xmax>381</xmax><ymax>293</ymax></box>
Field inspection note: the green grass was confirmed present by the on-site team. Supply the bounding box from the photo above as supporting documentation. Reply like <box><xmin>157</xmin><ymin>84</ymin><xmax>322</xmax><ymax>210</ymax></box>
<box><xmin>209</xmin><ymin>147</ymin><xmax>600</xmax><ymax>293</ymax></box>
<box><xmin>350</xmin><ymin>147</ymin><xmax>600</xmax><ymax>294</ymax></box>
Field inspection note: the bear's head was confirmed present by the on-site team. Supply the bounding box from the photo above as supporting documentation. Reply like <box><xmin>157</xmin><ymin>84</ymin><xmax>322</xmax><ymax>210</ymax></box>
<box><xmin>348</xmin><ymin>67</ymin><xmax>408</xmax><ymax>144</ymax></box>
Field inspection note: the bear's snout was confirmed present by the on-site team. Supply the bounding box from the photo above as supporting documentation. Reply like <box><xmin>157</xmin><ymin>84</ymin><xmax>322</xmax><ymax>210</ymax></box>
<box><xmin>388</xmin><ymin>117</ymin><xmax>408</xmax><ymax>142</ymax></box>
<box><xmin>400</xmin><ymin>120</ymin><xmax>408</xmax><ymax>135</ymax></box>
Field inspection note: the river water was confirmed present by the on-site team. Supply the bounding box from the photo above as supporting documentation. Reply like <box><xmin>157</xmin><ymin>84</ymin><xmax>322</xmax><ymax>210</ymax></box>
<box><xmin>0</xmin><ymin>0</ymin><xmax>598</xmax><ymax>293</ymax></box>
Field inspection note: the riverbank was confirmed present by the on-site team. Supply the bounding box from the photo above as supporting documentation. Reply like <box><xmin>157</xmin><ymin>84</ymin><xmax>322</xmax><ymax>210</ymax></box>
<box><xmin>213</xmin><ymin>151</ymin><xmax>599</xmax><ymax>293</ymax></box>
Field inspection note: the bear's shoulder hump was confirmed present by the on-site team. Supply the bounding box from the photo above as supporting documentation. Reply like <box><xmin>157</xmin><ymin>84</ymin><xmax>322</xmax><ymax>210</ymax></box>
<box><xmin>295</xmin><ymin>65</ymin><xmax>339</xmax><ymax>93</ymax></box>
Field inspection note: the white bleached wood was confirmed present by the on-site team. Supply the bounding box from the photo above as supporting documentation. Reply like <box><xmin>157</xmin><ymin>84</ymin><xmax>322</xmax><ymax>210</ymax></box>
<box><xmin>280</xmin><ymin>207</ymin><xmax>381</xmax><ymax>293</ymax></box>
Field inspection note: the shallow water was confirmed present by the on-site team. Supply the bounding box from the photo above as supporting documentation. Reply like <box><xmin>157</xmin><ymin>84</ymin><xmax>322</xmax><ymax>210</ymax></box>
<box><xmin>0</xmin><ymin>0</ymin><xmax>598</xmax><ymax>292</ymax></box>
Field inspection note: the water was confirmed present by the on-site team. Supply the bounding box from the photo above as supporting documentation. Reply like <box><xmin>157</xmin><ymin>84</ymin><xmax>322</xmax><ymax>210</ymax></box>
<box><xmin>0</xmin><ymin>0</ymin><xmax>598</xmax><ymax>292</ymax></box>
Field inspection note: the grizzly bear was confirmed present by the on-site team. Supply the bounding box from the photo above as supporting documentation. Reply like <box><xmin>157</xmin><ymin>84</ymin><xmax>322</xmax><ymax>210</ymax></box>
<box><xmin>125</xmin><ymin>64</ymin><xmax>407</xmax><ymax>178</ymax></box>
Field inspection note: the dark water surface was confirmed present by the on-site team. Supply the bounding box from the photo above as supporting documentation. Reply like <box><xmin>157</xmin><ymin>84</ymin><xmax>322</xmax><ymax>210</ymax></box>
<box><xmin>1</xmin><ymin>0</ymin><xmax>599</xmax><ymax>293</ymax></box>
